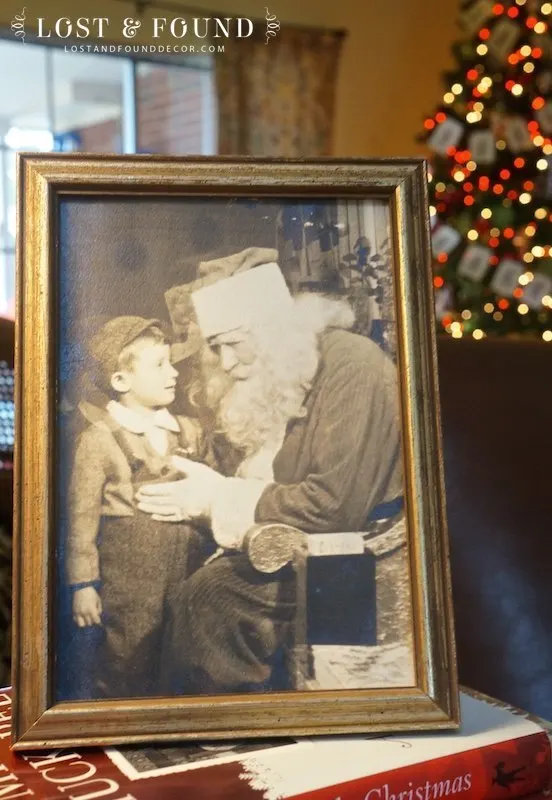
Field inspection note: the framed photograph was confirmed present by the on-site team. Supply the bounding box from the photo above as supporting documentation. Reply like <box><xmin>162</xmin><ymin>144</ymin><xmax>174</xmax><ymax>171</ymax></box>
<box><xmin>12</xmin><ymin>155</ymin><xmax>458</xmax><ymax>749</ymax></box>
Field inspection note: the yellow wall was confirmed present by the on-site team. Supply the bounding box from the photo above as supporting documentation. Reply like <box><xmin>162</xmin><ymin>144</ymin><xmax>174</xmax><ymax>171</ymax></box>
<box><xmin>1</xmin><ymin>0</ymin><xmax>458</xmax><ymax>157</ymax></box>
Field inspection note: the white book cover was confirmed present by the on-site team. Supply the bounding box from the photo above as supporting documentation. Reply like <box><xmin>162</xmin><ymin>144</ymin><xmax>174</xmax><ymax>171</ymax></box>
<box><xmin>238</xmin><ymin>692</ymin><xmax>549</xmax><ymax>800</ymax></box>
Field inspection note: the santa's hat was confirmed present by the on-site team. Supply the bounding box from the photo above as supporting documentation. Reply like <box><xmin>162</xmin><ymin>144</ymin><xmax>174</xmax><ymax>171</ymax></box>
<box><xmin>166</xmin><ymin>247</ymin><xmax>294</xmax><ymax>341</ymax></box>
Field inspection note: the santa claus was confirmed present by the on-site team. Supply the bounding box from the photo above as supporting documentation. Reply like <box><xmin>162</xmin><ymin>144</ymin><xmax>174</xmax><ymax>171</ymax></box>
<box><xmin>137</xmin><ymin>247</ymin><xmax>403</xmax><ymax>693</ymax></box>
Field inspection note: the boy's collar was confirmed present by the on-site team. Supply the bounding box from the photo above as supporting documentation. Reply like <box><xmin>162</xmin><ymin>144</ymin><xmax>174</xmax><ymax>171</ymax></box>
<box><xmin>106</xmin><ymin>401</ymin><xmax>179</xmax><ymax>434</ymax></box>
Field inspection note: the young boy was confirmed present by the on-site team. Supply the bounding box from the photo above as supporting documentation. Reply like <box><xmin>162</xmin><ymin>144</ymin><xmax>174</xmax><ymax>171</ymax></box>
<box><xmin>67</xmin><ymin>315</ymin><xmax>207</xmax><ymax>699</ymax></box>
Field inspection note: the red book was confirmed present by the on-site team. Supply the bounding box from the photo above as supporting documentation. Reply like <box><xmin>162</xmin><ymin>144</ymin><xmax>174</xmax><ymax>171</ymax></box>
<box><xmin>0</xmin><ymin>688</ymin><xmax>549</xmax><ymax>799</ymax></box>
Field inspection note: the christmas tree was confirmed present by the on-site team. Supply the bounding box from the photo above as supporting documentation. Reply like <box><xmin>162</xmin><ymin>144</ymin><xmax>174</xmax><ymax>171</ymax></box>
<box><xmin>422</xmin><ymin>0</ymin><xmax>552</xmax><ymax>340</ymax></box>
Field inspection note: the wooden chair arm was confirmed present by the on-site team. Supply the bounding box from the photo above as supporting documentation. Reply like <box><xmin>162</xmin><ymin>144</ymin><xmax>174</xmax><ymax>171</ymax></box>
<box><xmin>244</xmin><ymin>523</ymin><xmax>307</xmax><ymax>574</ymax></box>
<box><xmin>245</xmin><ymin>517</ymin><xmax>407</xmax><ymax>574</ymax></box>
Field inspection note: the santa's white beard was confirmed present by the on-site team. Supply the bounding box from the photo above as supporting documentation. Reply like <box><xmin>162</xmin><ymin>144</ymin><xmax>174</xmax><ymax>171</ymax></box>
<box><xmin>216</xmin><ymin>358</ymin><xmax>311</xmax><ymax>459</ymax></box>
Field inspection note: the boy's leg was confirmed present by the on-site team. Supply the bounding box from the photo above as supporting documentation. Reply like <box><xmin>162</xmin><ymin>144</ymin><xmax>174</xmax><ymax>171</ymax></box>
<box><xmin>98</xmin><ymin>516</ymin><xmax>174</xmax><ymax>698</ymax></box>
<box><xmin>160</xmin><ymin>523</ymin><xmax>208</xmax><ymax>693</ymax></box>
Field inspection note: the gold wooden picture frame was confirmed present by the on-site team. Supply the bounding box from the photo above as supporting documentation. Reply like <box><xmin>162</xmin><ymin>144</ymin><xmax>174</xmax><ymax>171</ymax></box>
<box><xmin>12</xmin><ymin>154</ymin><xmax>458</xmax><ymax>749</ymax></box>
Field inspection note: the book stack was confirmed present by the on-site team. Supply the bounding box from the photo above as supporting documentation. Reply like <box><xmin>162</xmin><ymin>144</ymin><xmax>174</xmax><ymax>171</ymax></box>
<box><xmin>0</xmin><ymin>688</ymin><xmax>549</xmax><ymax>799</ymax></box>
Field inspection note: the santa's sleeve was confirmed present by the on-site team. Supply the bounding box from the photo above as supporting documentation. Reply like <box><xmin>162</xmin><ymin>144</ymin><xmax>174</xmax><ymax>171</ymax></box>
<box><xmin>254</xmin><ymin>356</ymin><xmax>402</xmax><ymax>533</ymax></box>
<box><xmin>209</xmin><ymin>477</ymin><xmax>268</xmax><ymax>549</ymax></box>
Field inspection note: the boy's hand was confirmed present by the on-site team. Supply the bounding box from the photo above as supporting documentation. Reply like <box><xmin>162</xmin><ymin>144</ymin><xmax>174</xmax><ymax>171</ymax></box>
<box><xmin>73</xmin><ymin>586</ymin><xmax>103</xmax><ymax>627</ymax></box>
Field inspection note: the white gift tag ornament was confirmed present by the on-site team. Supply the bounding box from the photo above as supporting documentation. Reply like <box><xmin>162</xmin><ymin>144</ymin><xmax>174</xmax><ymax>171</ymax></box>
<box><xmin>458</xmin><ymin>245</ymin><xmax>492</xmax><ymax>282</ymax></box>
<box><xmin>432</xmin><ymin>224</ymin><xmax>462</xmax><ymax>256</ymax></box>
<box><xmin>536</xmin><ymin>104</ymin><xmax>552</xmax><ymax>135</ymax></box>
<box><xmin>504</xmin><ymin>117</ymin><xmax>532</xmax><ymax>153</ymax></box>
<box><xmin>522</xmin><ymin>273</ymin><xmax>552</xmax><ymax>310</ymax></box>
<box><xmin>428</xmin><ymin>118</ymin><xmax>464</xmax><ymax>155</ymax></box>
<box><xmin>537</xmin><ymin>72</ymin><xmax>552</xmax><ymax>95</ymax></box>
<box><xmin>435</xmin><ymin>285</ymin><xmax>453</xmax><ymax>319</ymax></box>
<box><xmin>488</xmin><ymin>19</ymin><xmax>520</xmax><ymax>62</ymax></box>
<box><xmin>459</xmin><ymin>0</ymin><xmax>494</xmax><ymax>35</ymax></box>
<box><xmin>468</xmin><ymin>131</ymin><xmax>496</xmax><ymax>165</ymax></box>
<box><xmin>491</xmin><ymin>259</ymin><xmax>523</xmax><ymax>297</ymax></box>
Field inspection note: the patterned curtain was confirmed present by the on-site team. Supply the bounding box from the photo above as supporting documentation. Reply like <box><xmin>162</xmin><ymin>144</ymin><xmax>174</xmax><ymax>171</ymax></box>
<box><xmin>215</xmin><ymin>25</ymin><xmax>345</xmax><ymax>156</ymax></box>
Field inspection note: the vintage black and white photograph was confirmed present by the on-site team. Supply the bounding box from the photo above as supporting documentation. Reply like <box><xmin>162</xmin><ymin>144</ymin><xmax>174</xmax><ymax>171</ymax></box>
<box><xmin>14</xmin><ymin>155</ymin><xmax>458</xmax><ymax>748</ymax></box>
<box><xmin>105</xmin><ymin>737</ymin><xmax>298</xmax><ymax>780</ymax></box>
<box><xmin>54</xmin><ymin>194</ymin><xmax>414</xmax><ymax>702</ymax></box>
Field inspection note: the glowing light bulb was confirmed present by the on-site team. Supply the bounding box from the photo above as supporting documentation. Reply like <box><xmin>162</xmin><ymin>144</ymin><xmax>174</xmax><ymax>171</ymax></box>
<box><xmin>444</xmin><ymin>92</ymin><xmax>455</xmax><ymax>104</ymax></box>
<box><xmin>484</xmin><ymin>303</ymin><xmax>494</xmax><ymax>313</ymax></box>
<box><xmin>452</xmin><ymin>83</ymin><xmax>463</xmax><ymax>94</ymax></box>
<box><xmin>473</xmin><ymin>329</ymin><xmax>485</xmax><ymax>339</ymax></box>
<box><xmin>519</xmin><ymin>193</ymin><xmax>532</xmax><ymax>204</ymax></box>
<box><xmin>481</xmin><ymin>208</ymin><xmax>492</xmax><ymax>219</ymax></box>
<box><xmin>537</xmin><ymin>158</ymin><xmax>548</xmax><ymax>170</ymax></box>
<box><xmin>532</xmin><ymin>245</ymin><xmax>545</xmax><ymax>256</ymax></box>
<box><xmin>524</xmin><ymin>62</ymin><xmax>535</xmax><ymax>73</ymax></box>
<box><xmin>544</xmin><ymin>144</ymin><xmax>552</xmax><ymax>155</ymax></box>
<box><xmin>466</xmin><ymin>160</ymin><xmax>477</xmax><ymax>170</ymax></box>
<box><xmin>496</xmin><ymin>140</ymin><xmax>507</xmax><ymax>150</ymax></box>
<box><xmin>477</xmin><ymin>43</ymin><xmax>488</xmax><ymax>55</ymax></box>
<box><xmin>436</xmin><ymin>182</ymin><xmax>447</xmax><ymax>193</ymax></box>
<box><xmin>467</xmin><ymin>229</ymin><xmax>479</xmax><ymax>241</ymax></box>
<box><xmin>511</xmin><ymin>83</ymin><xmax>523</xmax><ymax>95</ymax></box>
<box><xmin>473</xmin><ymin>101</ymin><xmax>484</xmax><ymax>112</ymax></box>
<box><xmin>519</xmin><ymin>272</ymin><xmax>533</xmax><ymax>285</ymax></box>
<box><xmin>534</xmin><ymin>135</ymin><xmax>545</xmax><ymax>146</ymax></box>
<box><xmin>543</xmin><ymin>330</ymin><xmax>552</xmax><ymax>341</ymax></box>
<box><xmin>535</xmin><ymin>207</ymin><xmax>547</xmax><ymax>219</ymax></box>
<box><xmin>523</xmin><ymin>252</ymin><xmax>535</xmax><ymax>263</ymax></box>
<box><xmin>490</xmin><ymin>227</ymin><xmax>501</xmax><ymax>237</ymax></box>
<box><xmin>429</xmin><ymin>205</ymin><xmax>437</xmax><ymax>216</ymax></box>
<box><xmin>518</xmin><ymin>304</ymin><xmax>529</xmax><ymax>315</ymax></box>
<box><xmin>534</xmin><ymin>21</ymin><xmax>547</xmax><ymax>33</ymax></box>
<box><xmin>520</xmin><ymin>45</ymin><xmax>532</xmax><ymax>56</ymax></box>
<box><xmin>454</xmin><ymin>170</ymin><xmax>466</xmax><ymax>181</ymax></box>
<box><xmin>543</xmin><ymin>296</ymin><xmax>552</xmax><ymax>308</ymax></box>
<box><xmin>493</xmin><ymin>311</ymin><xmax>504</xmax><ymax>321</ymax></box>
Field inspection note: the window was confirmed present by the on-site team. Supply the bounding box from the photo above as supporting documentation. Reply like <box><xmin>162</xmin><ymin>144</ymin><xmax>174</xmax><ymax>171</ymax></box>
<box><xmin>0</xmin><ymin>39</ymin><xmax>216</xmax><ymax>318</ymax></box>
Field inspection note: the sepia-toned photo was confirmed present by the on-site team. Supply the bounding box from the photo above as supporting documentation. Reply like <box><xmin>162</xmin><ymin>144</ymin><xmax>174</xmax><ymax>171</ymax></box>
<box><xmin>13</xmin><ymin>155</ymin><xmax>458</xmax><ymax>748</ymax></box>
<box><xmin>55</xmin><ymin>194</ymin><xmax>414</xmax><ymax>701</ymax></box>
<box><xmin>106</xmin><ymin>737</ymin><xmax>298</xmax><ymax>780</ymax></box>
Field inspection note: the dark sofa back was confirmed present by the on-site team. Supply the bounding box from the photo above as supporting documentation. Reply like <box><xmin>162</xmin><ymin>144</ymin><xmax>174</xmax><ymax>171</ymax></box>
<box><xmin>437</xmin><ymin>336</ymin><xmax>552</xmax><ymax>720</ymax></box>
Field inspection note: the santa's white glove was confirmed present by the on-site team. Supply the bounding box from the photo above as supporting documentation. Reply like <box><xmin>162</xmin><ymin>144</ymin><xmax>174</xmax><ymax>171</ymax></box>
<box><xmin>136</xmin><ymin>457</ymin><xmax>224</xmax><ymax>522</ymax></box>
